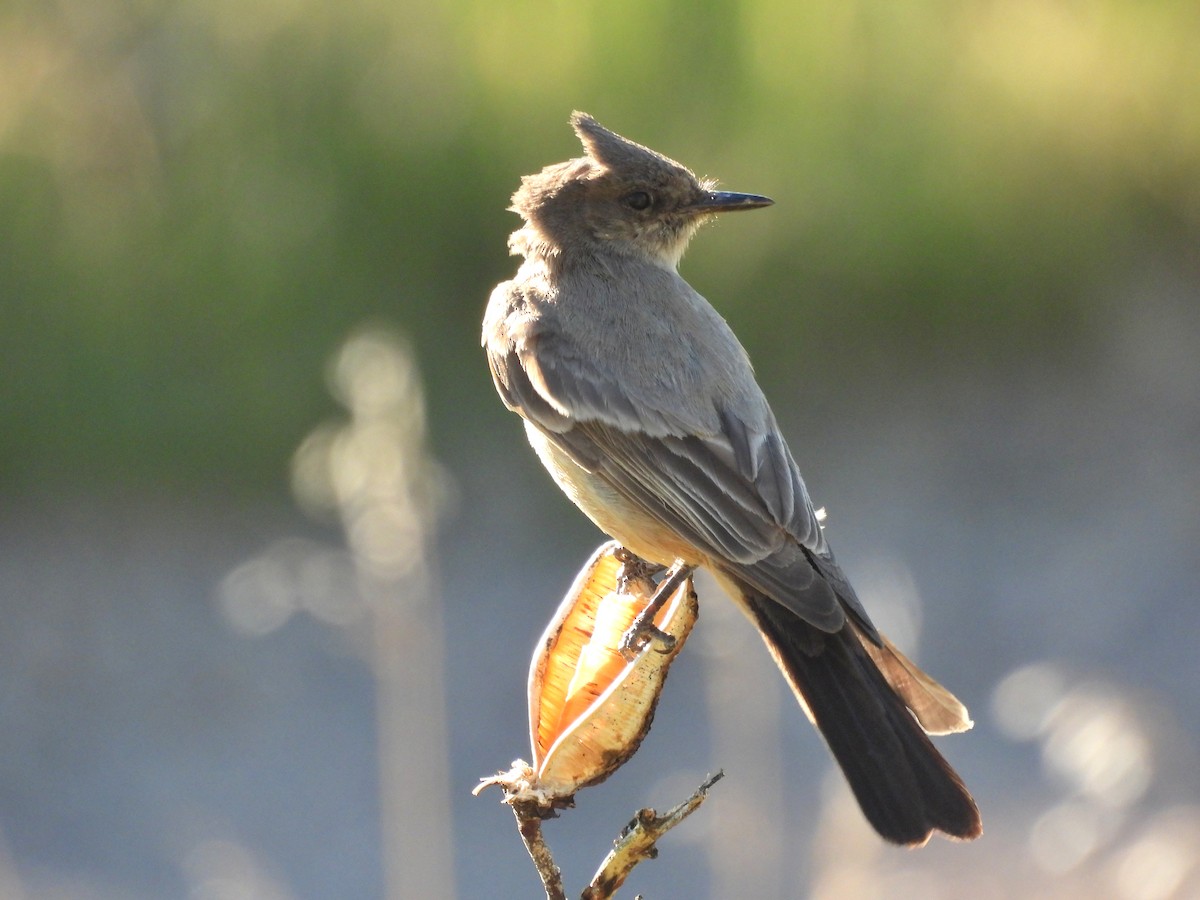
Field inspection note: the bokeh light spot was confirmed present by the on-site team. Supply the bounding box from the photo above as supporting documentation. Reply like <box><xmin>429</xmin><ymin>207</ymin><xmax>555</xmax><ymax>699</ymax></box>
<box><xmin>992</xmin><ymin>661</ymin><xmax>1066</xmax><ymax>741</ymax></box>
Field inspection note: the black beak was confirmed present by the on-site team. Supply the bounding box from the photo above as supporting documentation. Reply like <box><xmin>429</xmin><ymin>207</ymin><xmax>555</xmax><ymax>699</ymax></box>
<box><xmin>691</xmin><ymin>190</ymin><xmax>774</xmax><ymax>213</ymax></box>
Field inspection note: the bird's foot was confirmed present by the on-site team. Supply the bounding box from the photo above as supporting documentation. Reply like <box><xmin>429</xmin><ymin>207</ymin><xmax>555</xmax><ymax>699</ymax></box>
<box><xmin>613</xmin><ymin>547</ymin><xmax>666</xmax><ymax>595</ymax></box>
<box><xmin>618</xmin><ymin>559</ymin><xmax>694</xmax><ymax>659</ymax></box>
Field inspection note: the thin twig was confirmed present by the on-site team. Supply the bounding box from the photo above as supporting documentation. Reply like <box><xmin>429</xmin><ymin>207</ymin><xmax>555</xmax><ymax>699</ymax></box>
<box><xmin>511</xmin><ymin>797</ymin><xmax>567</xmax><ymax>900</ymax></box>
<box><xmin>582</xmin><ymin>771</ymin><xmax>724</xmax><ymax>900</ymax></box>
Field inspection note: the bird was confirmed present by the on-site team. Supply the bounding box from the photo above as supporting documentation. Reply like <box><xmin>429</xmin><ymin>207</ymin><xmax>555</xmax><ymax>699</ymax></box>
<box><xmin>482</xmin><ymin>111</ymin><xmax>981</xmax><ymax>846</ymax></box>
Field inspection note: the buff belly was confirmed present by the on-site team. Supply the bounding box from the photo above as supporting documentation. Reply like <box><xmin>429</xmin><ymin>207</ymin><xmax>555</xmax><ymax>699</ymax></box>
<box><xmin>523</xmin><ymin>421</ymin><xmax>701</xmax><ymax>568</ymax></box>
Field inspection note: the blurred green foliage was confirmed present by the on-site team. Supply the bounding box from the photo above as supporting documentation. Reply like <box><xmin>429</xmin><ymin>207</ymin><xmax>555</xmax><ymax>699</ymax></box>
<box><xmin>2</xmin><ymin>0</ymin><xmax>1197</xmax><ymax>495</ymax></box>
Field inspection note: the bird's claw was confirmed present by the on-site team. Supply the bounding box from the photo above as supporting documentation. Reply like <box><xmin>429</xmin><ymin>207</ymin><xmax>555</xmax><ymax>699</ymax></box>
<box><xmin>616</xmin><ymin>557</ymin><xmax>694</xmax><ymax>659</ymax></box>
<box><xmin>614</xmin><ymin>547</ymin><xmax>667</xmax><ymax>596</ymax></box>
<box><xmin>619</xmin><ymin>617</ymin><xmax>677</xmax><ymax>659</ymax></box>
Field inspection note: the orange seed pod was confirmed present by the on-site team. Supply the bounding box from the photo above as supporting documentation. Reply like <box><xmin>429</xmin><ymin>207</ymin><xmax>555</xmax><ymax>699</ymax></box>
<box><xmin>527</xmin><ymin>541</ymin><xmax>698</xmax><ymax>800</ymax></box>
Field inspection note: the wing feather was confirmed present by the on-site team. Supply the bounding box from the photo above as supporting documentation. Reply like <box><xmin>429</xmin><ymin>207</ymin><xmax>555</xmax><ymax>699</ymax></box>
<box><xmin>484</xmin><ymin>279</ymin><xmax>878</xmax><ymax>639</ymax></box>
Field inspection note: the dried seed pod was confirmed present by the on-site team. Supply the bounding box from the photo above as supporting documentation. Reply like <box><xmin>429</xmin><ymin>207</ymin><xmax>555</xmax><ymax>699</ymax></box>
<box><xmin>527</xmin><ymin>541</ymin><xmax>698</xmax><ymax>801</ymax></box>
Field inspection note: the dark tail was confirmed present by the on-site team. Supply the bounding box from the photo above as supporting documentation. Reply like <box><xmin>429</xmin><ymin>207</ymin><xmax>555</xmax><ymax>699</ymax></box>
<box><xmin>743</xmin><ymin>591</ymin><xmax>982</xmax><ymax>845</ymax></box>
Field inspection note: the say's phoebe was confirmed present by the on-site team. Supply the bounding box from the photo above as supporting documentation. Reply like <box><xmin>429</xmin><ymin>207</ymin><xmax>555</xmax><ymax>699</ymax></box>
<box><xmin>482</xmin><ymin>112</ymin><xmax>981</xmax><ymax>845</ymax></box>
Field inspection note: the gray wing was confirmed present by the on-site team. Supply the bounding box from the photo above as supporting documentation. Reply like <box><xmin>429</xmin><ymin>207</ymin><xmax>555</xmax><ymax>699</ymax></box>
<box><xmin>486</xmin><ymin>324</ymin><xmax>879</xmax><ymax>640</ymax></box>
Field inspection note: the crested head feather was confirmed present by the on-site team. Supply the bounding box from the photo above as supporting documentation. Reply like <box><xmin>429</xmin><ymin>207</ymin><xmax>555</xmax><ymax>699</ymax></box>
<box><xmin>570</xmin><ymin>112</ymin><xmax>685</xmax><ymax>173</ymax></box>
<box><xmin>506</xmin><ymin>112</ymin><xmax>744</xmax><ymax>267</ymax></box>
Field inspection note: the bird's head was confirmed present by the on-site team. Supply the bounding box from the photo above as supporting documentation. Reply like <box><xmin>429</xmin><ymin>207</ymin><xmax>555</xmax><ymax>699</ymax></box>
<box><xmin>508</xmin><ymin>112</ymin><xmax>772</xmax><ymax>268</ymax></box>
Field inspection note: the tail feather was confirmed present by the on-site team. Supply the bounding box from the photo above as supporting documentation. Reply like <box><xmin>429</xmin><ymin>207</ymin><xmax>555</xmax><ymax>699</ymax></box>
<box><xmin>857</xmin><ymin>630</ymin><xmax>974</xmax><ymax>736</ymax></box>
<box><xmin>743</xmin><ymin>592</ymin><xmax>982</xmax><ymax>845</ymax></box>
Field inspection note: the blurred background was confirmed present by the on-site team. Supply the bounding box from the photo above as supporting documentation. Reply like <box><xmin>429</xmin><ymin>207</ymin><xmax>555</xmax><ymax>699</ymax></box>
<box><xmin>2</xmin><ymin>0</ymin><xmax>1198</xmax><ymax>897</ymax></box>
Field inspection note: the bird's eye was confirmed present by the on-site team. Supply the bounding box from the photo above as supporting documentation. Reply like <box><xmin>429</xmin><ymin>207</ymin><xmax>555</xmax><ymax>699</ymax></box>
<box><xmin>623</xmin><ymin>191</ymin><xmax>652</xmax><ymax>211</ymax></box>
